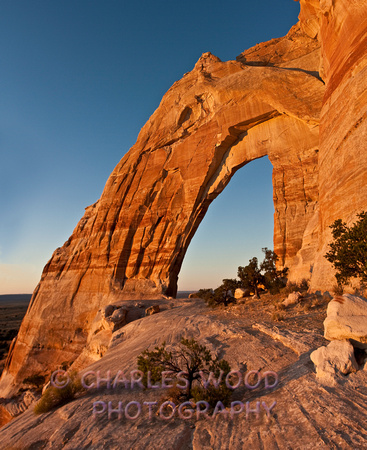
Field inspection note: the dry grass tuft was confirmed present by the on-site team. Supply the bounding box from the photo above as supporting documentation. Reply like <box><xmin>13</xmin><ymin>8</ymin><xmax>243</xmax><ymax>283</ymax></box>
<box><xmin>34</xmin><ymin>371</ymin><xmax>85</xmax><ymax>414</ymax></box>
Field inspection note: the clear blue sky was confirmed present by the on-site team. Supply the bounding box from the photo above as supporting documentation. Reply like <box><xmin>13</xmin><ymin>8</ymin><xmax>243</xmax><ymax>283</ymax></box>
<box><xmin>0</xmin><ymin>0</ymin><xmax>300</xmax><ymax>294</ymax></box>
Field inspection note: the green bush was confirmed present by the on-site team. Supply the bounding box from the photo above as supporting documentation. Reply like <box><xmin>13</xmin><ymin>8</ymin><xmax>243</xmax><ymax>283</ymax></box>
<box><xmin>325</xmin><ymin>212</ymin><xmax>367</xmax><ymax>287</ymax></box>
<box><xmin>283</xmin><ymin>281</ymin><xmax>299</xmax><ymax>294</ymax></box>
<box><xmin>299</xmin><ymin>278</ymin><xmax>310</xmax><ymax>291</ymax></box>
<box><xmin>332</xmin><ymin>284</ymin><xmax>344</xmax><ymax>296</ymax></box>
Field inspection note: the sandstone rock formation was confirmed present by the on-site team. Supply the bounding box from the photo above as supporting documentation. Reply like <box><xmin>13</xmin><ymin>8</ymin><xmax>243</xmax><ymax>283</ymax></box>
<box><xmin>310</xmin><ymin>339</ymin><xmax>359</xmax><ymax>382</ymax></box>
<box><xmin>310</xmin><ymin>294</ymin><xmax>367</xmax><ymax>383</ymax></box>
<box><xmin>283</xmin><ymin>291</ymin><xmax>303</xmax><ymax>307</ymax></box>
<box><xmin>234</xmin><ymin>288</ymin><xmax>250</xmax><ymax>299</ymax></box>
<box><xmin>324</xmin><ymin>295</ymin><xmax>367</xmax><ymax>348</ymax></box>
<box><xmin>0</xmin><ymin>0</ymin><xmax>366</xmax><ymax>398</ymax></box>
<box><xmin>308</xmin><ymin>0</ymin><xmax>367</xmax><ymax>290</ymax></box>
<box><xmin>1</xmin><ymin>298</ymin><xmax>367</xmax><ymax>448</ymax></box>
<box><xmin>145</xmin><ymin>305</ymin><xmax>160</xmax><ymax>316</ymax></box>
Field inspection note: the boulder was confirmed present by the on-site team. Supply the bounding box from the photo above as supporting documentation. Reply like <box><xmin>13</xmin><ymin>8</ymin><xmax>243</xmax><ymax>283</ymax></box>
<box><xmin>283</xmin><ymin>291</ymin><xmax>302</xmax><ymax>307</ymax></box>
<box><xmin>102</xmin><ymin>307</ymin><xmax>128</xmax><ymax>332</ymax></box>
<box><xmin>102</xmin><ymin>304</ymin><xmax>116</xmax><ymax>318</ymax></box>
<box><xmin>324</xmin><ymin>295</ymin><xmax>367</xmax><ymax>348</ymax></box>
<box><xmin>310</xmin><ymin>340</ymin><xmax>359</xmax><ymax>381</ymax></box>
<box><xmin>234</xmin><ymin>288</ymin><xmax>250</xmax><ymax>299</ymax></box>
<box><xmin>145</xmin><ymin>305</ymin><xmax>160</xmax><ymax>316</ymax></box>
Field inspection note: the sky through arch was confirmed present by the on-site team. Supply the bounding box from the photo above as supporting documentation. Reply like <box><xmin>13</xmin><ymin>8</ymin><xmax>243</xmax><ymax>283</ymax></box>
<box><xmin>178</xmin><ymin>156</ymin><xmax>274</xmax><ymax>291</ymax></box>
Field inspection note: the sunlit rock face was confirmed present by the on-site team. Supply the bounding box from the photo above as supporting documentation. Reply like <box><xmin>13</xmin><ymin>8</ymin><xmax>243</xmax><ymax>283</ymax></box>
<box><xmin>1</xmin><ymin>0</ymin><xmax>366</xmax><ymax>395</ymax></box>
<box><xmin>309</xmin><ymin>0</ymin><xmax>367</xmax><ymax>290</ymax></box>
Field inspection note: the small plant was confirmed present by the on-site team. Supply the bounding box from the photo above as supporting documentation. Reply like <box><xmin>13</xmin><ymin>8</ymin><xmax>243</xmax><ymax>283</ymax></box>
<box><xmin>159</xmin><ymin>383</ymin><xmax>186</xmax><ymax>407</ymax></box>
<box><xmin>272</xmin><ymin>312</ymin><xmax>284</xmax><ymax>322</ymax></box>
<box><xmin>311</xmin><ymin>297</ymin><xmax>323</xmax><ymax>309</ymax></box>
<box><xmin>283</xmin><ymin>281</ymin><xmax>299</xmax><ymax>295</ymax></box>
<box><xmin>276</xmin><ymin>303</ymin><xmax>286</xmax><ymax>311</ymax></box>
<box><xmin>137</xmin><ymin>338</ymin><xmax>231</xmax><ymax>400</ymax></box>
<box><xmin>191</xmin><ymin>381</ymin><xmax>232</xmax><ymax>409</ymax></box>
<box><xmin>301</xmin><ymin>303</ymin><xmax>311</xmax><ymax>312</ymax></box>
<box><xmin>196</xmin><ymin>280</ymin><xmax>239</xmax><ymax>308</ymax></box>
<box><xmin>299</xmin><ymin>279</ymin><xmax>310</xmax><ymax>291</ymax></box>
<box><xmin>34</xmin><ymin>371</ymin><xmax>85</xmax><ymax>414</ymax></box>
<box><xmin>332</xmin><ymin>284</ymin><xmax>344</xmax><ymax>296</ymax></box>
<box><xmin>194</xmin><ymin>289</ymin><xmax>215</xmax><ymax>302</ymax></box>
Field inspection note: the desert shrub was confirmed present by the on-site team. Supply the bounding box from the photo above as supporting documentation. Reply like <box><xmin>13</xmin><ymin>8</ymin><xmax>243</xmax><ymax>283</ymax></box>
<box><xmin>311</xmin><ymin>297</ymin><xmax>323</xmax><ymax>309</ymax></box>
<box><xmin>159</xmin><ymin>383</ymin><xmax>187</xmax><ymax>407</ymax></box>
<box><xmin>325</xmin><ymin>212</ymin><xmax>367</xmax><ymax>287</ymax></box>
<box><xmin>276</xmin><ymin>303</ymin><xmax>286</xmax><ymax>311</ymax></box>
<box><xmin>191</xmin><ymin>382</ymin><xmax>232</xmax><ymax>409</ymax></box>
<box><xmin>272</xmin><ymin>312</ymin><xmax>284</xmax><ymax>322</ymax></box>
<box><xmin>137</xmin><ymin>338</ymin><xmax>231</xmax><ymax>400</ymax></box>
<box><xmin>299</xmin><ymin>278</ymin><xmax>310</xmax><ymax>291</ymax></box>
<box><xmin>332</xmin><ymin>284</ymin><xmax>344</xmax><ymax>296</ymax></box>
<box><xmin>197</xmin><ymin>280</ymin><xmax>238</xmax><ymax>308</ymax></box>
<box><xmin>60</xmin><ymin>361</ymin><xmax>71</xmax><ymax>371</ymax></box>
<box><xmin>301</xmin><ymin>303</ymin><xmax>311</xmax><ymax>312</ymax></box>
<box><xmin>34</xmin><ymin>371</ymin><xmax>84</xmax><ymax>414</ymax></box>
<box><xmin>194</xmin><ymin>289</ymin><xmax>215</xmax><ymax>302</ymax></box>
<box><xmin>283</xmin><ymin>281</ymin><xmax>299</xmax><ymax>295</ymax></box>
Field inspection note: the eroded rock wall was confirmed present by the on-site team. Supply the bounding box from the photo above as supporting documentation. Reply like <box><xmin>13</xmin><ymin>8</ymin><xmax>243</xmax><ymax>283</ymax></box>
<box><xmin>309</xmin><ymin>0</ymin><xmax>367</xmax><ymax>290</ymax></box>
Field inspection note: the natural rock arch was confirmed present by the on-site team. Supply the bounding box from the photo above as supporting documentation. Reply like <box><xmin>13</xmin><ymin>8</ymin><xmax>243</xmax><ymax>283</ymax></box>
<box><xmin>47</xmin><ymin>53</ymin><xmax>322</xmax><ymax>300</ymax></box>
<box><xmin>0</xmin><ymin>20</ymin><xmax>329</xmax><ymax>393</ymax></box>
<box><xmin>1</xmin><ymin>0</ymin><xmax>367</xmax><ymax>404</ymax></box>
<box><xmin>177</xmin><ymin>154</ymin><xmax>275</xmax><ymax>290</ymax></box>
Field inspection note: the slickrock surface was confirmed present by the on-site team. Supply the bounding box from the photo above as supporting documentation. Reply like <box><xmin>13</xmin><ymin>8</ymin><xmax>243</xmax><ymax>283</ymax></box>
<box><xmin>1</xmin><ymin>0</ymin><xmax>366</xmax><ymax>403</ymax></box>
<box><xmin>1</xmin><ymin>297</ymin><xmax>367</xmax><ymax>449</ymax></box>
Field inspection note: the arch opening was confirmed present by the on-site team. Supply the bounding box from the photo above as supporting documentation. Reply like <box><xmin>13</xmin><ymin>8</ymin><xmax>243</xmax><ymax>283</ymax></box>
<box><xmin>178</xmin><ymin>156</ymin><xmax>274</xmax><ymax>293</ymax></box>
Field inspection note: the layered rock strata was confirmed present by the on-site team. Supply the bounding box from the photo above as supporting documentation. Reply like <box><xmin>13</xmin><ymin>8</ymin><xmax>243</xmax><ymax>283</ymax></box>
<box><xmin>1</xmin><ymin>0</ymin><xmax>366</xmax><ymax>396</ymax></box>
<box><xmin>309</xmin><ymin>0</ymin><xmax>367</xmax><ymax>289</ymax></box>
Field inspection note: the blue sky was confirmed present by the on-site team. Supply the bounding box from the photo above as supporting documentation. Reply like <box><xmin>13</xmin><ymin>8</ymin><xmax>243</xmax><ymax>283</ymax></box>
<box><xmin>0</xmin><ymin>0</ymin><xmax>300</xmax><ymax>294</ymax></box>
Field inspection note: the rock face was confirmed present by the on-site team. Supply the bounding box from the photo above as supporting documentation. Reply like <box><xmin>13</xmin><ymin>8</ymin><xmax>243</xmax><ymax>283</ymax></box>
<box><xmin>1</xmin><ymin>0</ymin><xmax>366</xmax><ymax>396</ymax></box>
<box><xmin>310</xmin><ymin>294</ymin><xmax>367</xmax><ymax>382</ymax></box>
<box><xmin>309</xmin><ymin>0</ymin><xmax>367</xmax><ymax>289</ymax></box>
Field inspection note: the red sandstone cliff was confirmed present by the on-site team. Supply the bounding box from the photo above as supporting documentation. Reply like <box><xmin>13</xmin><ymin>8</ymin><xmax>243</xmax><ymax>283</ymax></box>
<box><xmin>0</xmin><ymin>0</ymin><xmax>366</xmax><ymax>396</ymax></box>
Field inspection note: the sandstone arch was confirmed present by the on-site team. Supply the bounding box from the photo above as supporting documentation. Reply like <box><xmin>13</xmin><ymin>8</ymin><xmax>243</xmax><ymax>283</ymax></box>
<box><xmin>13</xmin><ymin>0</ymin><xmax>367</xmax><ymax>395</ymax></box>
<box><xmin>0</xmin><ymin>42</ymin><xmax>325</xmax><ymax>393</ymax></box>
